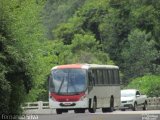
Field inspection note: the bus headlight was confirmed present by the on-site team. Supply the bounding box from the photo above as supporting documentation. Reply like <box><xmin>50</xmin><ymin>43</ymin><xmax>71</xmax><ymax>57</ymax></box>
<box><xmin>50</xmin><ymin>95</ymin><xmax>57</xmax><ymax>101</ymax></box>
<box><xmin>80</xmin><ymin>94</ymin><xmax>86</xmax><ymax>101</ymax></box>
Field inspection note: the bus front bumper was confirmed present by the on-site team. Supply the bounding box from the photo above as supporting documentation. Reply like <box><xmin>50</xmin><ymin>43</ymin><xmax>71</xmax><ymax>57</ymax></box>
<box><xmin>49</xmin><ymin>98</ymin><xmax>89</xmax><ymax>109</ymax></box>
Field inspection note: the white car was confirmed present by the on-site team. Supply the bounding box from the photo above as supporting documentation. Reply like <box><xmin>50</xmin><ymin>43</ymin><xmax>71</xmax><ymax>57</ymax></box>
<box><xmin>120</xmin><ymin>89</ymin><xmax>147</xmax><ymax>111</ymax></box>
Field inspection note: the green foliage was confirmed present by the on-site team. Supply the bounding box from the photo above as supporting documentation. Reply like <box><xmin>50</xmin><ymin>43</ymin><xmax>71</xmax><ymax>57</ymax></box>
<box><xmin>0</xmin><ymin>0</ymin><xmax>32</xmax><ymax>114</ymax></box>
<box><xmin>100</xmin><ymin>1</ymin><xmax>132</xmax><ymax>63</ymax></box>
<box><xmin>70</xmin><ymin>34</ymin><xmax>111</xmax><ymax>64</ymax></box>
<box><xmin>53</xmin><ymin>16</ymin><xmax>85</xmax><ymax>44</ymax></box>
<box><xmin>0</xmin><ymin>1</ymin><xmax>11</xmax><ymax>114</ymax></box>
<box><xmin>121</xmin><ymin>29</ymin><xmax>159</xmax><ymax>80</ymax></box>
<box><xmin>48</xmin><ymin>0</ymin><xmax>113</xmax><ymax>66</ymax></box>
<box><xmin>9</xmin><ymin>79</ymin><xmax>26</xmax><ymax>114</ymax></box>
<box><xmin>0</xmin><ymin>66</ymin><xmax>11</xmax><ymax>114</ymax></box>
<box><xmin>6</xmin><ymin>0</ymin><xmax>49</xmax><ymax>102</ymax></box>
<box><xmin>47</xmin><ymin>0</ymin><xmax>160</xmax><ymax>82</ymax></box>
<box><xmin>1</xmin><ymin>0</ymin><xmax>160</xmax><ymax>114</ymax></box>
<box><xmin>42</xmin><ymin>33</ymin><xmax>112</xmax><ymax>65</ymax></box>
<box><xmin>98</xmin><ymin>0</ymin><xmax>160</xmax><ymax>81</ymax></box>
<box><xmin>127</xmin><ymin>75</ymin><xmax>160</xmax><ymax>97</ymax></box>
<box><xmin>43</xmin><ymin>0</ymin><xmax>86</xmax><ymax>39</ymax></box>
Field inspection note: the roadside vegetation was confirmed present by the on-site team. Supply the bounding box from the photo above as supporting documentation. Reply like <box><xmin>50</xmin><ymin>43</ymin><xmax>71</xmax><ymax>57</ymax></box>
<box><xmin>0</xmin><ymin>0</ymin><xmax>160</xmax><ymax>114</ymax></box>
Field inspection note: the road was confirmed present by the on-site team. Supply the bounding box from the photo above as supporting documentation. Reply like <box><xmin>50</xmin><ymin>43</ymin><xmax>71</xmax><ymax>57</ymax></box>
<box><xmin>23</xmin><ymin>109</ymin><xmax>160</xmax><ymax>120</ymax></box>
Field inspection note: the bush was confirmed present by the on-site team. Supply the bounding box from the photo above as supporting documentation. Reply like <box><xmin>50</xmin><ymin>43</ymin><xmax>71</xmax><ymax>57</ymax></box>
<box><xmin>126</xmin><ymin>75</ymin><xmax>160</xmax><ymax>97</ymax></box>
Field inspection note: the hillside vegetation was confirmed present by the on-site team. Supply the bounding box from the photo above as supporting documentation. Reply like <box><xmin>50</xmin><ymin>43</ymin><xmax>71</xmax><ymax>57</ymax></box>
<box><xmin>0</xmin><ymin>0</ymin><xmax>160</xmax><ymax>114</ymax></box>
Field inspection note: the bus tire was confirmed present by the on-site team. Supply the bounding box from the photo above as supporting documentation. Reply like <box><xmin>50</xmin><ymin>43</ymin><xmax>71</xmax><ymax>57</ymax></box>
<box><xmin>56</xmin><ymin>109</ymin><xmax>62</xmax><ymax>114</ymax></box>
<box><xmin>109</xmin><ymin>97</ymin><xmax>114</xmax><ymax>112</ymax></box>
<box><xmin>89</xmin><ymin>98</ymin><xmax>97</xmax><ymax>113</ymax></box>
<box><xmin>102</xmin><ymin>96</ymin><xmax>114</xmax><ymax>113</ymax></box>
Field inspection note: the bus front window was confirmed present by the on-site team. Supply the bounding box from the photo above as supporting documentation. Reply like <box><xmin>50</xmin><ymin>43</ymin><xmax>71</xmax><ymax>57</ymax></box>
<box><xmin>50</xmin><ymin>69</ymin><xmax>87</xmax><ymax>95</ymax></box>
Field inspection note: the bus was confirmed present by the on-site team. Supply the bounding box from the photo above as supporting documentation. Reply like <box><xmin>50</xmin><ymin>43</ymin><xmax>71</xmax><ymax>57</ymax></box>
<box><xmin>48</xmin><ymin>64</ymin><xmax>120</xmax><ymax>114</ymax></box>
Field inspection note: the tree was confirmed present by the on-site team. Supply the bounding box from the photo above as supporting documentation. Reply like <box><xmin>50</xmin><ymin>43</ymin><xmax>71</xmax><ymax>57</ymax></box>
<box><xmin>7</xmin><ymin>0</ymin><xmax>50</xmax><ymax>102</ymax></box>
<box><xmin>43</xmin><ymin>0</ymin><xmax>85</xmax><ymax>39</ymax></box>
<box><xmin>50</xmin><ymin>0</ymin><xmax>113</xmax><ymax>65</ymax></box>
<box><xmin>42</xmin><ymin>33</ymin><xmax>112</xmax><ymax>66</ymax></box>
<box><xmin>0</xmin><ymin>0</ymin><xmax>31</xmax><ymax>114</ymax></box>
<box><xmin>121</xmin><ymin>29</ymin><xmax>159</xmax><ymax>81</ymax></box>
<box><xmin>70</xmin><ymin>34</ymin><xmax>111</xmax><ymax>64</ymax></box>
<box><xmin>100</xmin><ymin>0</ymin><xmax>132</xmax><ymax>64</ymax></box>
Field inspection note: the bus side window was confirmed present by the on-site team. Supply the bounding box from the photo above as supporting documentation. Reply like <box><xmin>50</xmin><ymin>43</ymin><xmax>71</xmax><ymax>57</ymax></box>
<box><xmin>108</xmin><ymin>70</ymin><xmax>111</xmax><ymax>84</ymax></box>
<box><xmin>102</xmin><ymin>69</ymin><xmax>105</xmax><ymax>84</ymax></box>
<box><xmin>105</xmin><ymin>69</ymin><xmax>109</xmax><ymax>85</ymax></box>
<box><xmin>88</xmin><ymin>70</ymin><xmax>95</xmax><ymax>86</ymax></box>
<box><xmin>92</xmin><ymin>69</ymin><xmax>97</xmax><ymax>85</ymax></box>
<box><xmin>97</xmin><ymin>69</ymin><xmax>102</xmax><ymax>85</ymax></box>
<box><xmin>114</xmin><ymin>69</ymin><xmax>119</xmax><ymax>84</ymax></box>
<box><xmin>111</xmin><ymin>70</ymin><xmax>114</xmax><ymax>84</ymax></box>
<box><xmin>108</xmin><ymin>69</ymin><xmax>114</xmax><ymax>84</ymax></box>
<box><xmin>99</xmin><ymin>69</ymin><xmax>103</xmax><ymax>85</ymax></box>
<box><xmin>117</xmin><ymin>70</ymin><xmax>120</xmax><ymax>84</ymax></box>
<box><xmin>103</xmin><ymin>69</ymin><xmax>108</xmax><ymax>85</ymax></box>
<box><xmin>112</xmin><ymin>70</ymin><xmax>115</xmax><ymax>84</ymax></box>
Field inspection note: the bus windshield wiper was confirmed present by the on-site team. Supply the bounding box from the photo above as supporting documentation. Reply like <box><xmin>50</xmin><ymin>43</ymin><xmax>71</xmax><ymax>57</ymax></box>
<box><xmin>57</xmin><ymin>77</ymin><xmax>65</xmax><ymax>94</ymax></box>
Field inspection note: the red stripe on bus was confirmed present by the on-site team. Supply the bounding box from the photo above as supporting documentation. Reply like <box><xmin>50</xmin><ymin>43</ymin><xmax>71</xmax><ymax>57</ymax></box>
<box><xmin>50</xmin><ymin>92</ymin><xmax>85</xmax><ymax>102</ymax></box>
<box><xmin>57</xmin><ymin>64</ymin><xmax>83</xmax><ymax>69</ymax></box>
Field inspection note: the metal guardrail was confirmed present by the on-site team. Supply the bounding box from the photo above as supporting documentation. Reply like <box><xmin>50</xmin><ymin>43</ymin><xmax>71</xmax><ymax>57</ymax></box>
<box><xmin>22</xmin><ymin>97</ymin><xmax>160</xmax><ymax>110</ymax></box>
<box><xmin>22</xmin><ymin>101</ymin><xmax>49</xmax><ymax>110</ymax></box>
<box><xmin>147</xmin><ymin>97</ymin><xmax>160</xmax><ymax>110</ymax></box>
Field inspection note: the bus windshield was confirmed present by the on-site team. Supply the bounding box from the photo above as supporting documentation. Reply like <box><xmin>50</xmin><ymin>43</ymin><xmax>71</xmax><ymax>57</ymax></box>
<box><xmin>50</xmin><ymin>69</ymin><xmax>87</xmax><ymax>95</ymax></box>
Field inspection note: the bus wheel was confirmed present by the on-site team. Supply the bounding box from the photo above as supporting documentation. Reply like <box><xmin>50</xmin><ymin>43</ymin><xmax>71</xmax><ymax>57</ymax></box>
<box><xmin>102</xmin><ymin>97</ymin><xmax>114</xmax><ymax>112</ymax></box>
<box><xmin>89</xmin><ymin>98</ymin><xmax>97</xmax><ymax>113</ymax></box>
<box><xmin>74</xmin><ymin>109</ymin><xmax>85</xmax><ymax>113</ymax></box>
<box><xmin>109</xmin><ymin>97</ymin><xmax>114</xmax><ymax>112</ymax></box>
<box><xmin>56</xmin><ymin>109</ymin><xmax>62</xmax><ymax>114</ymax></box>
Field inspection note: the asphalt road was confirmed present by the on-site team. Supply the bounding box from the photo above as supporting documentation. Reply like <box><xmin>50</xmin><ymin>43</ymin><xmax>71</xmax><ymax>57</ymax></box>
<box><xmin>23</xmin><ymin>109</ymin><xmax>160</xmax><ymax>120</ymax></box>
<box><xmin>36</xmin><ymin>114</ymin><xmax>141</xmax><ymax>120</ymax></box>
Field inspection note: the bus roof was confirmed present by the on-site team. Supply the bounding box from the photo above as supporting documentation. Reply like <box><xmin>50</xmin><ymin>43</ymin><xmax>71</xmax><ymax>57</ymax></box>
<box><xmin>51</xmin><ymin>64</ymin><xmax>119</xmax><ymax>70</ymax></box>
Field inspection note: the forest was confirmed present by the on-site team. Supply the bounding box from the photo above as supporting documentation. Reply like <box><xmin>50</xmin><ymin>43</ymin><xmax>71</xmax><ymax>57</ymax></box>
<box><xmin>0</xmin><ymin>0</ymin><xmax>160</xmax><ymax>115</ymax></box>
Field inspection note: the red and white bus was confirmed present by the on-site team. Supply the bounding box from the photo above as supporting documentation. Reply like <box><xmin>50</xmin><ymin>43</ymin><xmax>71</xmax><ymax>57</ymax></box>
<box><xmin>49</xmin><ymin>64</ymin><xmax>120</xmax><ymax>114</ymax></box>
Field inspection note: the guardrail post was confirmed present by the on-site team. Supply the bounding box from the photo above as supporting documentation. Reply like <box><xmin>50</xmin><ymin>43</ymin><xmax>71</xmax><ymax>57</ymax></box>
<box><xmin>157</xmin><ymin>97</ymin><xmax>160</xmax><ymax>110</ymax></box>
<box><xmin>38</xmin><ymin>101</ymin><xmax>43</xmax><ymax>110</ymax></box>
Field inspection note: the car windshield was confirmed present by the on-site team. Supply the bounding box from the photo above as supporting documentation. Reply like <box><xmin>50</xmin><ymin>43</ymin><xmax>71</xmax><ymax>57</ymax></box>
<box><xmin>121</xmin><ymin>90</ymin><xmax>135</xmax><ymax>97</ymax></box>
<box><xmin>50</xmin><ymin>69</ymin><xmax>87</xmax><ymax>95</ymax></box>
